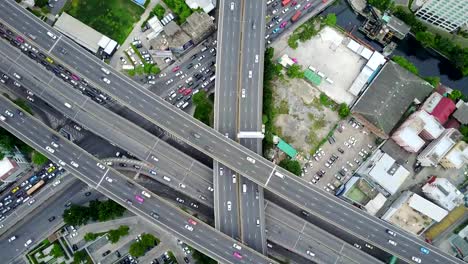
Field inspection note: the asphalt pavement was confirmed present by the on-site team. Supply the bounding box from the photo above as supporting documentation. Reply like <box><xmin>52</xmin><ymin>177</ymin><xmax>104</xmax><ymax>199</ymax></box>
<box><xmin>0</xmin><ymin>2</ymin><xmax>462</xmax><ymax>263</ymax></box>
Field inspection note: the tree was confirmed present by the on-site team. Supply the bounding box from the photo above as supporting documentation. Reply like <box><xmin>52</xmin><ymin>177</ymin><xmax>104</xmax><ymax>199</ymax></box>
<box><xmin>35</xmin><ymin>0</ymin><xmax>48</xmax><ymax>8</ymax></box>
<box><xmin>153</xmin><ymin>4</ymin><xmax>166</xmax><ymax>20</ymax></box>
<box><xmin>279</xmin><ymin>158</ymin><xmax>302</xmax><ymax>176</ymax></box>
<box><xmin>324</xmin><ymin>13</ymin><xmax>337</xmax><ymax>26</ymax></box>
<box><xmin>73</xmin><ymin>250</ymin><xmax>89</xmax><ymax>264</ymax></box>
<box><xmin>63</xmin><ymin>205</ymin><xmax>90</xmax><ymax>226</ymax></box>
<box><xmin>192</xmin><ymin>249</ymin><xmax>217</xmax><ymax>264</ymax></box>
<box><xmin>97</xmin><ymin>200</ymin><xmax>126</xmax><ymax>222</ymax></box>
<box><xmin>338</xmin><ymin>103</ymin><xmax>350</xmax><ymax>118</ymax></box>
<box><xmin>392</xmin><ymin>56</ymin><xmax>419</xmax><ymax>75</ymax></box>
<box><xmin>14</xmin><ymin>99</ymin><xmax>33</xmax><ymax>115</ymax></box>
<box><xmin>192</xmin><ymin>91</ymin><xmax>213</xmax><ymax>126</ymax></box>
<box><xmin>448</xmin><ymin>89</ymin><xmax>463</xmax><ymax>102</ymax></box>
<box><xmin>460</xmin><ymin>124</ymin><xmax>468</xmax><ymax>142</ymax></box>
<box><xmin>415</xmin><ymin>31</ymin><xmax>435</xmax><ymax>47</ymax></box>
<box><xmin>50</xmin><ymin>243</ymin><xmax>64</xmax><ymax>258</ymax></box>
<box><xmin>286</xmin><ymin>64</ymin><xmax>304</xmax><ymax>79</ymax></box>
<box><xmin>0</xmin><ymin>152</ymin><xmax>4</xmax><ymax>160</ymax></box>
<box><xmin>31</xmin><ymin>151</ymin><xmax>48</xmax><ymax>165</ymax></box>
<box><xmin>84</xmin><ymin>232</ymin><xmax>100</xmax><ymax>241</ymax></box>
<box><xmin>288</xmin><ymin>35</ymin><xmax>299</xmax><ymax>49</ymax></box>
<box><xmin>108</xmin><ymin>225</ymin><xmax>130</xmax><ymax>243</ymax></box>
<box><xmin>368</xmin><ymin>0</ymin><xmax>394</xmax><ymax>11</ymax></box>
<box><xmin>423</xmin><ymin>76</ymin><xmax>440</xmax><ymax>88</ymax></box>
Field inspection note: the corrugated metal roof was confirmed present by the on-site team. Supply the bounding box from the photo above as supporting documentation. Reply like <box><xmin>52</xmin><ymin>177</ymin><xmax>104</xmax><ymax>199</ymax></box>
<box><xmin>277</xmin><ymin>139</ymin><xmax>297</xmax><ymax>158</ymax></box>
<box><xmin>408</xmin><ymin>193</ymin><xmax>448</xmax><ymax>222</ymax></box>
<box><xmin>304</xmin><ymin>69</ymin><xmax>322</xmax><ymax>86</ymax></box>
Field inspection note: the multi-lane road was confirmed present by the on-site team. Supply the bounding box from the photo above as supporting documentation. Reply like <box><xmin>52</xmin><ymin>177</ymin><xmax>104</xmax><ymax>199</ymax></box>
<box><xmin>0</xmin><ymin>39</ymin><xmax>381</xmax><ymax>263</ymax></box>
<box><xmin>0</xmin><ymin>1</ymin><xmax>462</xmax><ymax>263</ymax></box>
<box><xmin>214</xmin><ymin>0</ymin><xmax>244</xmax><ymax>241</ymax></box>
<box><xmin>0</xmin><ymin>95</ymin><xmax>277</xmax><ymax>264</ymax></box>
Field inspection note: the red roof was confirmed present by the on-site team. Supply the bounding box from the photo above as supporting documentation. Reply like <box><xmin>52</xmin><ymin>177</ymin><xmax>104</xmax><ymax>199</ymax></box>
<box><xmin>444</xmin><ymin>118</ymin><xmax>460</xmax><ymax>129</ymax></box>
<box><xmin>431</xmin><ymin>97</ymin><xmax>456</xmax><ymax>124</ymax></box>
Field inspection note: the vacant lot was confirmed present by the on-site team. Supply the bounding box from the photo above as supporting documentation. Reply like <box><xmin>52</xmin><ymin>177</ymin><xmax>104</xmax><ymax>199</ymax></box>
<box><xmin>66</xmin><ymin>0</ymin><xmax>144</xmax><ymax>44</ymax></box>
<box><xmin>272</xmin><ymin>77</ymin><xmax>339</xmax><ymax>154</ymax></box>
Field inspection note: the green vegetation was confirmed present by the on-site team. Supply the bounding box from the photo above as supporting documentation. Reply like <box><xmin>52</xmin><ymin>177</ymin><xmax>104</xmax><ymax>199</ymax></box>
<box><xmin>129</xmin><ymin>233</ymin><xmax>159</xmax><ymax>257</ymax></box>
<box><xmin>448</xmin><ymin>89</ymin><xmax>465</xmax><ymax>102</ymax></box>
<box><xmin>31</xmin><ymin>151</ymin><xmax>48</xmax><ymax>165</ymax></box>
<box><xmin>393</xmin><ymin>6</ymin><xmax>468</xmax><ymax>76</ymax></box>
<box><xmin>0</xmin><ymin>127</ymin><xmax>33</xmax><ymax>159</ymax></box>
<box><xmin>338</xmin><ymin>103</ymin><xmax>350</xmax><ymax>118</ymax></box>
<box><xmin>192</xmin><ymin>90</ymin><xmax>213</xmax><ymax>127</ymax></box>
<box><xmin>143</xmin><ymin>0</ymin><xmax>151</xmax><ymax>8</ymax></box>
<box><xmin>192</xmin><ymin>249</ymin><xmax>217</xmax><ymax>264</ymax></box>
<box><xmin>423</xmin><ymin>76</ymin><xmax>440</xmax><ymax>88</ymax></box>
<box><xmin>262</xmin><ymin>47</ymin><xmax>283</xmax><ymax>154</ymax></box>
<box><xmin>277</xmin><ymin>100</ymin><xmax>289</xmax><ymax>115</ymax></box>
<box><xmin>108</xmin><ymin>225</ymin><xmax>130</xmax><ymax>243</ymax></box>
<box><xmin>50</xmin><ymin>243</ymin><xmax>65</xmax><ymax>258</ymax></box>
<box><xmin>73</xmin><ymin>250</ymin><xmax>92</xmax><ymax>264</ymax></box>
<box><xmin>286</xmin><ymin>64</ymin><xmax>304</xmax><ymax>78</ymax></box>
<box><xmin>460</xmin><ymin>125</ymin><xmax>468</xmax><ymax>143</ymax></box>
<box><xmin>65</xmin><ymin>0</ymin><xmax>144</xmax><ymax>44</ymax></box>
<box><xmin>319</xmin><ymin>93</ymin><xmax>337</xmax><ymax>109</ymax></box>
<box><xmin>392</xmin><ymin>56</ymin><xmax>419</xmax><ymax>75</ymax></box>
<box><xmin>278</xmin><ymin>158</ymin><xmax>301</xmax><ymax>176</ymax></box>
<box><xmin>323</xmin><ymin>13</ymin><xmax>337</xmax><ymax>27</ymax></box>
<box><xmin>288</xmin><ymin>13</ymin><xmax>337</xmax><ymax>49</ymax></box>
<box><xmin>84</xmin><ymin>225</ymin><xmax>129</xmax><ymax>243</ymax></box>
<box><xmin>367</xmin><ymin>0</ymin><xmax>394</xmax><ymax>11</ymax></box>
<box><xmin>14</xmin><ymin>99</ymin><xmax>33</xmax><ymax>115</ymax></box>
<box><xmin>163</xmin><ymin>0</ymin><xmax>193</xmax><ymax>24</ymax></box>
<box><xmin>153</xmin><ymin>4</ymin><xmax>166</xmax><ymax>20</ymax></box>
<box><xmin>63</xmin><ymin>199</ymin><xmax>126</xmax><ymax>226</ymax></box>
<box><xmin>34</xmin><ymin>0</ymin><xmax>48</xmax><ymax>8</ymax></box>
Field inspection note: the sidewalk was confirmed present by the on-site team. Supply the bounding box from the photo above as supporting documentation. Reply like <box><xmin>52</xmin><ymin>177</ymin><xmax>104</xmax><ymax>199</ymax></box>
<box><xmin>109</xmin><ymin>0</ymin><xmax>161</xmax><ymax>68</ymax></box>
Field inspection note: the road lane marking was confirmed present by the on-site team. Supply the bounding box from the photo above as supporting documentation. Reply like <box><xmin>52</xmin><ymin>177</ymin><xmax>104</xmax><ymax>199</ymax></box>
<box><xmin>264</xmin><ymin>165</ymin><xmax>277</xmax><ymax>187</ymax></box>
<box><xmin>95</xmin><ymin>168</ymin><xmax>110</xmax><ymax>188</ymax></box>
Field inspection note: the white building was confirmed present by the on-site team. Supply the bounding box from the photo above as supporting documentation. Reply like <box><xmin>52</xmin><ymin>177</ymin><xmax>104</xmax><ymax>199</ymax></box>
<box><xmin>414</xmin><ymin>0</ymin><xmax>468</xmax><ymax>32</ymax></box>
<box><xmin>439</xmin><ymin>141</ymin><xmax>468</xmax><ymax>169</ymax></box>
<box><xmin>185</xmin><ymin>0</ymin><xmax>216</xmax><ymax>13</ymax></box>
<box><xmin>357</xmin><ymin>150</ymin><xmax>410</xmax><ymax>195</ymax></box>
<box><xmin>392</xmin><ymin>110</ymin><xmax>444</xmax><ymax>153</ymax></box>
<box><xmin>422</xmin><ymin>177</ymin><xmax>463</xmax><ymax>211</ymax></box>
<box><xmin>417</xmin><ymin>128</ymin><xmax>462</xmax><ymax>167</ymax></box>
<box><xmin>382</xmin><ymin>191</ymin><xmax>448</xmax><ymax>234</ymax></box>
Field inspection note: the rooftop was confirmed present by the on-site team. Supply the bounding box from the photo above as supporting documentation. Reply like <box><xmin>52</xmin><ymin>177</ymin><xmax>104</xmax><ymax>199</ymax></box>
<box><xmin>408</xmin><ymin>192</ymin><xmax>448</xmax><ymax>222</ymax></box>
<box><xmin>54</xmin><ymin>13</ymin><xmax>103</xmax><ymax>53</ymax></box>
<box><xmin>0</xmin><ymin>157</ymin><xmax>15</xmax><ymax>180</ymax></box>
<box><xmin>181</xmin><ymin>12</ymin><xmax>215</xmax><ymax>43</ymax></box>
<box><xmin>431</xmin><ymin>97</ymin><xmax>456</xmax><ymax>124</ymax></box>
<box><xmin>277</xmin><ymin>139</ymin><xmax>298</xmax><ymax>158</ymax></box>
<box><xmin>453</xmin><ymin>102</ymin><xmax>468</xmax><ymax>124</ymax></box>
<box><xmin>423</xmin><ymin>177</ymin><xmax>463</xmax><ymax>211</ymax></box>
<box><xmin>185</xmin><ymin>0</ymin><xmax>216</xmax><ymax>13</ymax></box>
<box><xmin>352</xmin><ymin>61</ymin><xmax>434</xmax><ymax>136</ymax></box>
<box><xmin>362</xmin><ymin>150</ymin><xmax>410</xmax><ymax>195</ymax></box>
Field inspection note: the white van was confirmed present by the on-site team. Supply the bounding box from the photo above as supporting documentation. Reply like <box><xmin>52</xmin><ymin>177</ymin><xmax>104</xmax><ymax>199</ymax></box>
<box><xmin>101</xmin><ymin>67</ymin><xmax>110</xmax><ymax>75</ymax></box>
<box><xmin>162</xmin><ymin>176</ymin><xmax>171</xmax><ymax>182</ymax></box>
<box><xmin>242</xmin><ymin>184</ymin><xmax>247</xmax><ymax>193</ymax></box>
<box><xmin>274</xmin><ymin>171</ymin><xmax>285</xmax><ymax>179</ymax></box>
<box><xmin>47</xmin><ymin>31</ymin><xmax>57</xmax><ymax>40</ymax></box>
<box><xmin>64</xmin><ymin>102</ymin><xmax>72</xmax><ymax>108</ymax></box>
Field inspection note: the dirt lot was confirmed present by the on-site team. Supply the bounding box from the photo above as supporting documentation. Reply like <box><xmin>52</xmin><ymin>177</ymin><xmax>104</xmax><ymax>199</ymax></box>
<box><xmin>272</xmin><ymin>77</ymin><xmax>339</xmax><ymax>154</ymax></box>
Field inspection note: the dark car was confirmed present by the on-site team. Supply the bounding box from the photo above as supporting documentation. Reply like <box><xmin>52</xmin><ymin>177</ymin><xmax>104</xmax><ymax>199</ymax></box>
<box><xmin>337</xmin><ymin>147</ymin><xmax>344</xmax><ymax>154</ymax></box>
<box><xmin>102</xmin><ymin>250</ymin><xmax>111</xmax><ymax>257</ymax></box>
<box><xmin>72</xmin><ymin>244</ymin><xmax>78</xmax><ymax>251</ymax></box>
<box><xmin>48</xmin><ymin>216</ymin><xmax>56</xmax><ymax>222</ymax></box>
<box><xmin>119</xmin><ymin>163</ymin><xmax>127</xmax><ymax>167</ymax></box>
<box><xmin>84</xmin><ymin>192</ymin><xmax>91</xmax><ymax>196</ymax></box>
<box><xmin>184</xmin><ymin>257</ymin><xmax>190</xmax><ymax>263</ymax></box>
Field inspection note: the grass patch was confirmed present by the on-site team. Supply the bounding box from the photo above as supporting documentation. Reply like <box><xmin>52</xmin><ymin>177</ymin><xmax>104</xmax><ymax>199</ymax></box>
<box><xmin>276</xmin><ymin>100</ymin><xmax>289</xmax><ymax>115</ymax></box>
<box><xmin>163</xmin><ymin>0</ymin><xmax>193</xmax><ymax>24</ymax></box>
<box><xmin>65</xmin><ymin>0</ymin><xmax>144</xmax><ymax>44</ymax></box>
<box><xmin>313</xmin><ymin>116</ymin><xmax>326</xmax><ymax>130</ymax></box>
<box><xmin>192</xmin><ymin>90</ymin><xmax>213</xmax><ymax>127</ymax></box>
<box><xmin>425</xmin><ymin>206</ymin><xmax>466</xmax><ymax>240</ymax></box>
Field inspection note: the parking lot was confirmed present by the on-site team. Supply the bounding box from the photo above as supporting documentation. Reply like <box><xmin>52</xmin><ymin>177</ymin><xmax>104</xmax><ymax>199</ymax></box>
<box><xmin>302</xmin><ymin>117</ymin><xmax>378</xmax><ymax>193</ymax></box>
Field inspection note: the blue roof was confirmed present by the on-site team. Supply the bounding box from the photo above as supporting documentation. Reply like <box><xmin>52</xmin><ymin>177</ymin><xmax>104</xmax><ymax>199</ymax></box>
<box><xmin>133</xmin><ymin>0</ymin><xmax>145</xmax><ymax>5</ymax></box>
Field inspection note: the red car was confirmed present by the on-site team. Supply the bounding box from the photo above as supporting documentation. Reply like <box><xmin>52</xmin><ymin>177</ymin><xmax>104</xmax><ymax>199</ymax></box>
<box><xmin>178</xmin><ymin>87</ymin><xmax>186</xmax><ymax>94</ymax></box>
<box><xmin>16</xmin><ymin>36</ymin><xmax>24</xmax><ymax>43</ymax></box>
<box><xmin>172</xmin><ymin>66</ymin><xmax>180</xmax><ymax>72</ymax></box>
<box><xmin>183</xmin><ymin>88</ymin><xmax>192</xmax><ymax>96</ymax></box>
<box><xmin>291</xmin><ymin>1</ymin><xmax>297</xmax><ymax>6</ymax></box>
<box><xmin>188</xmin><ymin>218</ymin><xmax>197</xmax><ymax>225</ymax></box>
